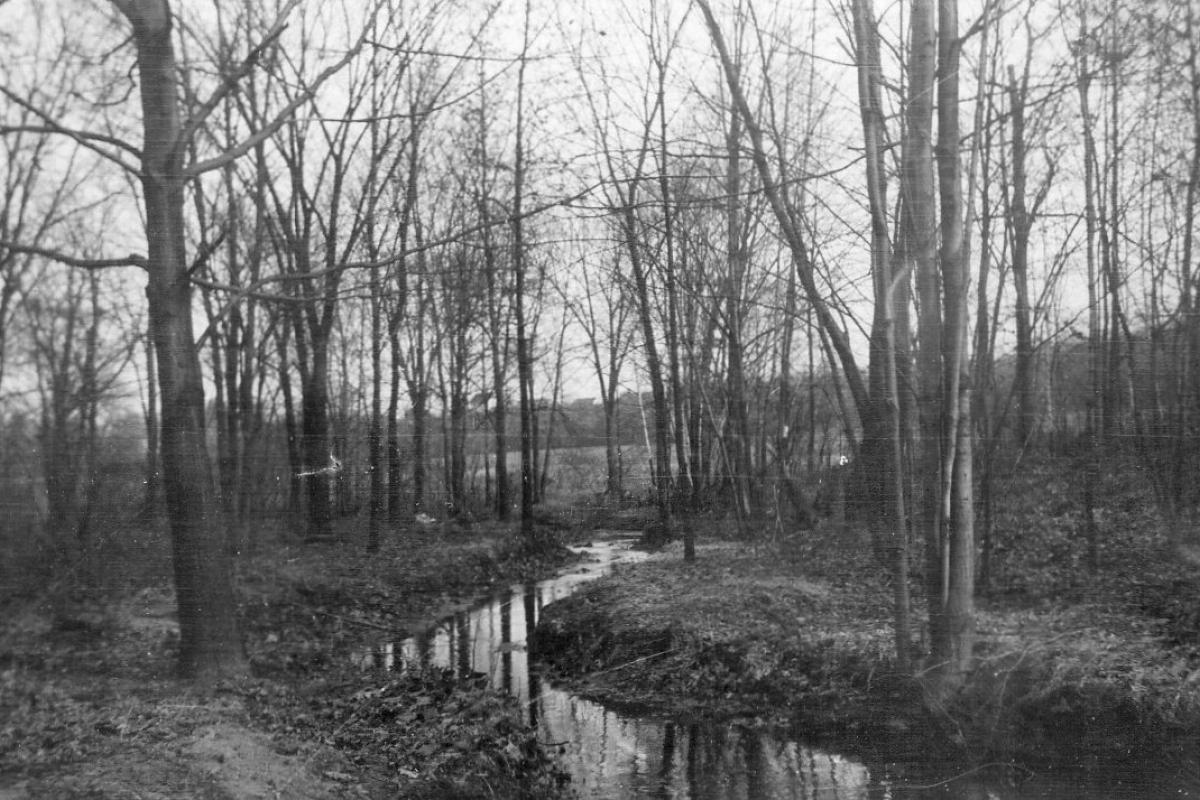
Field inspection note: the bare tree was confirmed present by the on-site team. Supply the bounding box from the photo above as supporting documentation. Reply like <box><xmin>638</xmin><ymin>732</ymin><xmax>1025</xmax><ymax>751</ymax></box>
<box><xmin>0</xmin><ymin>0</ymin><xmax>365</xmax><ymax>679</ymax></box>
<box><xmin>109</xmin><ymin>0</ymin><xmax>247</xmax><ymax>679</ymax></box>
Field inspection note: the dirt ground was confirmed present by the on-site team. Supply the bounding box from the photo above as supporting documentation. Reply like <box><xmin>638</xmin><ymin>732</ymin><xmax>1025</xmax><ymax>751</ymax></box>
<box><xmin>0</xmin><ymin>519</ymin><xmax>577</xmax><ymax>800</ymax></box>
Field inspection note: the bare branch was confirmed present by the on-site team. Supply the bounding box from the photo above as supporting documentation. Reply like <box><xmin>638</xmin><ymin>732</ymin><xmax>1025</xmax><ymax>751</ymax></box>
<box><xmin>0</xmin><ymin>88</ymin><xmax>142</xmax><ymax>174</ymax></box>
<box><xmin>175</xmin><ymin>0</ymin><xmax>301</xmax><ymax>150</ymax></box>
<box><xmin>341</xmin><ymin>183</ymin><xmax>601</xmax><ymax>271</ymax></box>
<box><xmin>191</xmin><ymin>183</ymin><xmax>601</xmax><ymax>311</ymax></box>
<box><xmin>0</xmin><ymin>124</ymin><xmax>142</xmax><ymax>159</ymax></box>
<box><xmin>188</xmin><ymin>228</ymin><xmax>227</xmax><ymax>275</ymax></box>
<box><xmin>0</xmin><ymin>240</ymin><xmax>148</xmax><ymax>270</ymax></box>
<box><xmin>185</xmin><ymin>26</ymin><xmax>370</xmax><ymax>176</ymax></box>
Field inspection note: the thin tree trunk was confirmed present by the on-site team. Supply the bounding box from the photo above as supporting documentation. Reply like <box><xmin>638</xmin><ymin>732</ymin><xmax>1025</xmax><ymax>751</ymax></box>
<box><xmin>902</xmin><ymin>0</ymin><xmax>943</xmax><ymax>663</ymax></box>
<box><xmin>388</xmin><ymin>120</ymin><xmax>418</xmax><ymax>523</ymax></box>
<box><xmin>539</xmin><ymin>315</ymin><xmax>569</xmax><ymax>500</ymax></box>
<box><xmin>1076</xmin><ymin>0</ymin><xmax>1103</xmax><ymax>570</ymax></box>
<box><xmin>512</xmin><ymin>0</ymin><xmax>536</xmax><ymax>542</ymax></box>
<box><xmin>143</xmin><ymin>320</ymin><xmax>160</xmax><ymax>513</ymax></box>
<box><xmin>367</xmin><ymin>258</ymin><xmax>384</xmax><ymax>551</ymax></box>
<box><xmin>657</xmin><ymin>67</ymin><xmax>691</xmax><ymax>500</ymax></box>
<box><xmin>725</xmin><ymin>89</ymin><xmax>754</xmax><ymax>520</ymax></box>
<box><xmin>386</xmin><ymin>323</ymin><xmax>403</xmax><ymax>521</ymax></box>
<box><xmin>934</xmin><ymin>0</ymin><xmax>974</xmax><ymax>685</ymax></box>
<box><xmin>1008</xmin><ymin>64</ymin><xmax>1035</xmax><ymax>447</ymax></box>
<box><xmin>1174</xmin><ymin>6</ymin><xmax>1200</xmax><ymax>521</ymax></box>
<box><xmin>276</xmin><ymin>325</ymin><xmax>302</xmax><ymax>514</ymax></box>
<box><xmin>851</xmin><ymin>0</ymin><xmax>909</xmax><ymax>670</ymax></box>
<box><xmin>973</xmin><ymin>9</ymin><xmax>998</xmax><ymax>593</ymax></box>
<box><xmin>480</xmin><ymin>179</ymin><xmax>510</xmax><ymax>519</ymax></box>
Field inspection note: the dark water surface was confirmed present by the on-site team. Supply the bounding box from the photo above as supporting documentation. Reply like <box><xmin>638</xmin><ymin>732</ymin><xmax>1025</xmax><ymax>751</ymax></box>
<box><xmin>358</xmin><ymin>537</ymin><xmax>1199</xmax><ymax>799</ymax></box>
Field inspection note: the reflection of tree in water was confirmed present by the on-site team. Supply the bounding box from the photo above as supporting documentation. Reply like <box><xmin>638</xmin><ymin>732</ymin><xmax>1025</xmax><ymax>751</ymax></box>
<box><xmin>348</xmin><ymin>544</ymin><xmax>1190</xmax><ymax>799</ymax></box>
<box><xmin>654</xmin><ymin>722</ymin><xmax>676</xmax><ymax>800</ymax></box>
<box><xmin>500</xmin><ymin>596</ymin><xmax>512</xmax><ymax>695</ymax></box>
<box><xmin>537</xmin><ymin>694</ymin><xmax>878</xmax><ymax>800</ymax></box>
<box><xmin>524</xmin><ymin>584</ymin><xmax>540</xmax><ymax>729</ymax></box>
<box><xmin>455</xmin><ymin>611</ymin><xmax>470</xmax><ymax>677</ymax></box>
<box><xmin>352</xmin><ymin>544</ymin><xmax>886</xmax><ymax>799</ymax></box>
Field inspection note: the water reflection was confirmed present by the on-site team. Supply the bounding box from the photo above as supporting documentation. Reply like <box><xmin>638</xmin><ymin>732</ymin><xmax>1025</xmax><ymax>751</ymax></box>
<box><xmin>356</xmin><ymin>540</ymin><xmax>1200</xmax><ymax>800</ymax></box>
<box><xmin>538</xmin><ymin>690</ymin><xmax>874</xmax><ymax>800</ymax></box>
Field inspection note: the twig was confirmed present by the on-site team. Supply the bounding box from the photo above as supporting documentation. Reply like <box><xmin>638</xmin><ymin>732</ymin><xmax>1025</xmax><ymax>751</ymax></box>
<box><xmin>587</xmin><ymin>648</ymin><xmax>675</xmax><ymax>677</ymax></box>
<box><xmin>902</xmin><ymin>762</ymin><xmax>1034</xmax><ymax>790</ymax></box>
<box><xmin>310</xmin><ymin>608</ymin><xmax>401</xmax><ymax>634</ymax></box>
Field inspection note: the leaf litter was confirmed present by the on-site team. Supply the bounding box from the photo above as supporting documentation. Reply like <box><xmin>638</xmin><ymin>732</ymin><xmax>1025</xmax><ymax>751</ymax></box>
<box><xmin>0</xmin><ymin>522</ymin><xmax>576</xmax><ymax>799</ymax></box>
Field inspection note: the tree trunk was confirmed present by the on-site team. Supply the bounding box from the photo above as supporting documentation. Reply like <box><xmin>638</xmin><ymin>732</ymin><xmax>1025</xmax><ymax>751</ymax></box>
<box><xmin>388</xmin><ymin>123</ymin><xmax>417</xmax><ymax>523</ymax></box>
<box><xmin>480</xmin><ymin>190</ymin><xmax>510</xmax><ymax>519</ymax></box>
<box><xmin>903</xmin><ymin>0</ymin><xmax>976</xmax><ymax>689</ymax></box>
<box><xmin>851</xmin><ymin>0</ymin><xmax>910</xmax><ymax>670</ymax></box>
<box><xmin>724</xmin><ymin>91</ymin><xmax>754</xmax><ymax>520</ymax></box>
<box><xmin>276</xmin><ymin>325</ymin><xmax>302</xmax><ymax>514</ymax></box>
<box><xmin>448</xmin><ymin>329</ymin><xmax>468</xmax><ymax>516</ymax></box>
<box><xmin>1076</xmin><ymin>0</ymin><xmax>1104</xmax><ymax>569</ymax></box>
<box><xmin>902</xmin><ymin>0</ymin><xmax>943</xmax><ymax>649</ymax></box>
<box><xmin>113</xmin><ymin>0</ymin><xmax>245</xmax><ymax>681</ymax></box>
<box><xmin>657</xmin><ymin>69</ymin><xmax>691</xmax><ymax>500</ymax></box>
<box><xmin>934</xmin><ymin>0</ymin><xmax>974</xmax><ymax>686</ymax></box>
<box><xmin>142</xmin><ymin>318</ymin><xmax>160</xmax><ymax>512</ymax></box>
<box><xmin>300</xmin><ymin>337</ymin><xmax>334</xmax><ymax>540</ymax></box>
<box><xmin>1007</xmin><ymin>65</ymin><xmax>1036</xmax><ymax>448</ymax></box>
<box><xmin>367</xmin><ymin>261</ymin><xmax>384</xmax><ymax>551</ymax></box>
<box><xmin>621</xmin><ymin>202</ymin><xmax>676</xmax><ymax>549</ymax></box>
<box><xmin>513</xmin><ymin>0</ymin><xmax>538</xmax><ymax>543</ymax></box>
<box><xmin>972</xmin><ymin>11</ymin><xmax>998</xmax><ymax>593</ymax></box>
<box><xmin>411</xmin><ymin>347</ymin><xmax>428</xmax><ymax>517</ymax></box>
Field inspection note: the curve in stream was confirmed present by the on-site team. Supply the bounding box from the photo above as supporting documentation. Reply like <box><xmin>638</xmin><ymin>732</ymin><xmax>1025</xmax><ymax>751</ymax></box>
<box><xmin>357</xmin><ymin>537</ymin><xmax>1197</xmax><ymax>799</ymax></box>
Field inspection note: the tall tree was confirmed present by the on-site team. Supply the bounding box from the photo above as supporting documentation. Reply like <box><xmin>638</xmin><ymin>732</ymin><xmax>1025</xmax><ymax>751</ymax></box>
<box><xmin>110</xmin><ymin>0</ymin><xmax>245</xmax><ymax>680</ymax></box>
<box><xmin>848</xmin><ymin>0</ymin><xmax>911</xmax><ymax>670</ymax></box>
<box><xmin>933</xmin><ymin>0</ymin><xmax>975</xmax><ymax>686</ymax></box>
<box><xmin>1003</xmin><ymin>16</ymin><xmax>1057</xmax><ymax>448</ymax></box>
<box><xmin>512</xmin><ymin>0</ymin><xmax>537</xmax><ymax>540</ymax></box>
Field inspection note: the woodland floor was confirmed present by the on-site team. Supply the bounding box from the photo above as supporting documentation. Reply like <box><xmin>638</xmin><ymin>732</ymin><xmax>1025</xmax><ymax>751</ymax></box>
<box><xmin>533</xmin><ymin>453</ymin><xmax>1200</xmax><ymax>775</ymax></box>
<box><xmin>0</xmin><ymin>513</ymin><xmax>582</xmax><ymax>800</ymax></box>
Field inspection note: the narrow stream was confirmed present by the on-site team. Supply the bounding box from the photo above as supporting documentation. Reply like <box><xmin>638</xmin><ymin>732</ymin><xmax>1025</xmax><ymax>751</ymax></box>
<box><xmin>357</xmin><ymin>537</ymin><xmax>1199</xmax><ymax>799</ymax></box>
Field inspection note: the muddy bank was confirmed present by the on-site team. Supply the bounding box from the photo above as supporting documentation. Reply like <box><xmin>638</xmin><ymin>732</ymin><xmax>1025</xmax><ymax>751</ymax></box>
<box><xmin>531</xmin><ymin>535</ymin><xmax>1200</xmax><ymax>766</ymax></box>
<box><xmin>0</xmin><ymin>520</ymin><xmax>575</xmax><ymax>799</ymax></box>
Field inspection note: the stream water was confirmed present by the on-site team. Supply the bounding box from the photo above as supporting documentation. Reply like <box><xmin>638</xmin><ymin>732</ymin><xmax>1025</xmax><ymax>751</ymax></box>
<box><xmin>357</xmin><ymin>536</ymin><xmax>1199</xmax><ymax>799</ymax></box>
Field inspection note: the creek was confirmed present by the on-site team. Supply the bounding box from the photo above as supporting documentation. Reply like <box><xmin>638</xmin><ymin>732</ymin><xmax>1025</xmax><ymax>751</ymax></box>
<box><xmin>357</xmin><ymin>535</ymin><xmax>1198</xmax><ymax>799</ymax></box>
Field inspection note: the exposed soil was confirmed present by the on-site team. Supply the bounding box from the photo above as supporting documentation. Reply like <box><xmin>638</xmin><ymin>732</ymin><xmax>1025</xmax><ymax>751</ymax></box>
<box><xmin>0</xmin><ymin>517</ymin><xmax>577</xmax><ymax>799</ymax></box>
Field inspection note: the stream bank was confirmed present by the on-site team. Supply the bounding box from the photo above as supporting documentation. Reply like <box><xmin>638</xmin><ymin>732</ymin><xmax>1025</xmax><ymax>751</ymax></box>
<box><xmin>0</xmin><ymin>516</ymin><xmax>577</xmax><ymax>799</ymax></box>
<box><xmin>531</xmin><ymin>531</ymin><xmax>1200</xmax><ymax>772</ymax></box>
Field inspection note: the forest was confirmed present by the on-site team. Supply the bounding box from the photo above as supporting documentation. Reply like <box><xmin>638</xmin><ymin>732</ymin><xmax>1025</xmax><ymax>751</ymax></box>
<box><xmin>2</xmin><ymin>0</ymin><xmax>1199</xmax><ymax>797</ymax></box>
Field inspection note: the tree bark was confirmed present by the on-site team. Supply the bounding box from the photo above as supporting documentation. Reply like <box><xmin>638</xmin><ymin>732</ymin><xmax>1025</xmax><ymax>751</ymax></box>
<box><xmin>112</xmin><ymin>0</ymin><xmax>245</xmax><ymax>681</ymax></box>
